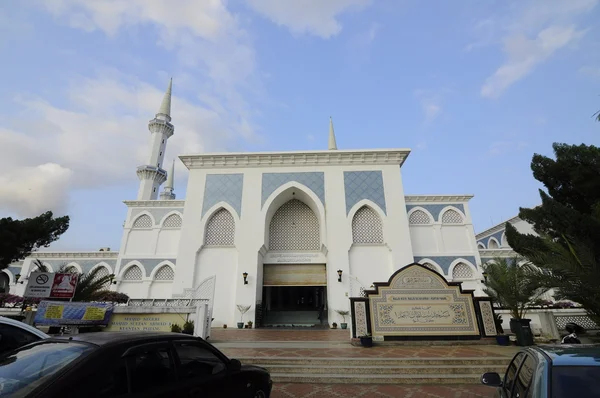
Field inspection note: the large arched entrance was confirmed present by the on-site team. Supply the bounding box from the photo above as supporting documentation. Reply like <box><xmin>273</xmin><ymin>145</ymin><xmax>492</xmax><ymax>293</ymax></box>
<box><xmin>263</xmin><ymin>199</ymin><xmax>327</xmax><ymax>327</ymax></box>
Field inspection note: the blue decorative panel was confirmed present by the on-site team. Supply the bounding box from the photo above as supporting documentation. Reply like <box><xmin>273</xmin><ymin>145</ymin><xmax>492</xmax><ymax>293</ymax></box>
<box><xmin>131</xmin><ymin>208</ymin><xmax>184</xmax><ymax>225</ymax></box>
<box><xmin>202</xmin><ymin>174</ymin><xmax>244</xmax><ymax>217</ymax></box>
<box><xmin>34</xmin><ymin>259</ymin><xmax>118</xmax><ymax>274</ymax></box>
<box><xmin>344</xmin><ymin>171</ymin><xmax>386</xmax><ymax>215</ymax></box>
<box><xmin>413</xmin><ymin>256</ymin><xmax>478</xmax><ymax>275</ymax></box>
<box><xmin>406</xmin><ymin>204</ymin><xmax>465</xmax><ymax>221</ymax></box>
<box><xmin>489</xmin><ymin>230</ymin><xmax>504</xmax><ymax>246</ymax></box>
<box><xmin>262</xmin><ymin>172</ymin><xmax>325</xmax><ymax>207</ymax></box>
<box><xmin>121</xmin><ymin>259</ymin><xmax>176</xmax><ymax>277</ymax></box>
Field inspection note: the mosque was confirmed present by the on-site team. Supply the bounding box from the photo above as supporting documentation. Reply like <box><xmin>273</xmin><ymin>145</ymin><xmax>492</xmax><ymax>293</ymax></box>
<box><xmin>6</xmin><ymin>80</ymin><xmax>527</xmax><ymax>328</ymax></box>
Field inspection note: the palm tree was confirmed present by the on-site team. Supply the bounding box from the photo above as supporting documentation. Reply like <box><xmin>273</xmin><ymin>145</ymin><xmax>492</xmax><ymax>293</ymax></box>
<box><xmin>483</xmin><ymin>256</ymin><xmax>547</xmax><ymax>320</ymax></box>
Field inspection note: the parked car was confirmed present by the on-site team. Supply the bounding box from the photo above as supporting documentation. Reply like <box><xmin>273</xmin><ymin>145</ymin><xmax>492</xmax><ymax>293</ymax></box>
<box><xmin>0</xmin><ymin>316</ymin><xmax>49</xmax><ymax>356</ymax></box>
<box><xmin>481</xmin><ymin>345</ymin><xmax>600</xmax><ymax>397</ymax></box>
<box><xmin>0</xmin><ymin>332</ymin><xmax>272</xmax><ymax>397</ymax></box>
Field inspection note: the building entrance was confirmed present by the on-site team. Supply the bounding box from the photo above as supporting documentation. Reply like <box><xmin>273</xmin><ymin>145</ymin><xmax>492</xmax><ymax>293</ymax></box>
<box><xmin>262</xmin><ymin>286</ymin><xmax>328</xmax><ymax>327</ymax></box>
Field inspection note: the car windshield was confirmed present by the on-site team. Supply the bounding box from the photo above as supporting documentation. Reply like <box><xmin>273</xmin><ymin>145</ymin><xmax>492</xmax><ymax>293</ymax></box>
<box><xmin>552</xmin><ymin>366</ymin><xmax>600</xmax><ymax>398</ymax></box>
<box><xmin>0</xmin><ymin>341</ymin><xmax>92</xmax><ymax>397</ymax></box>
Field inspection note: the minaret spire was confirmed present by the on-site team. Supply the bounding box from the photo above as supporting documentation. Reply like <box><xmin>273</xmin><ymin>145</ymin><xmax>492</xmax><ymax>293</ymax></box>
<box><xmin>160</xmin><ymin>160</ymin><xmax>176</xmax><ymax>200</ymax></box>
<box><xmin>328</xmin><ymin>116</ymin><xmax>338</xmax><ymax>150</ymax></box>
<box><xmin>136</xmin><ymin>78</ymin><xmax>175</xmax><ymax>200</ymax></box>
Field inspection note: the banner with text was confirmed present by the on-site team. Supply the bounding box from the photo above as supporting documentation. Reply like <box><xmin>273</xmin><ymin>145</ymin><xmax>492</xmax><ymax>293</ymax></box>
<box><xmin>34</xmin><ymin>300</ymin><xmax>114</xmax><ymax>326</ymax></box>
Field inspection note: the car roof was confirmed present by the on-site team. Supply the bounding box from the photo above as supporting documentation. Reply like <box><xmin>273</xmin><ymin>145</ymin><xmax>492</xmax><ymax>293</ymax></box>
<box><xmin>52</xmin><ymin>332</ymin><xmax>202</xmax><ymax>347</ymax></box>
<box><xmin>0</xmin><ymin>316</ymin><xmax>49</xmax><ymax>339</ymax></box>
<box><xmin>535</xmin><ymin>345</ymin><xmax>600</xmax><ymax>367</ymax></box>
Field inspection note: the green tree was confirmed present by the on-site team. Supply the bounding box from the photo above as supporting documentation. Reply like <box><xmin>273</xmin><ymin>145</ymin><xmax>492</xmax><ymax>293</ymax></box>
<box><xmin>0</xmin><ymin>212</ymin><xmax>69</xmax><ymax>270</ymax></box>
<box><xmin>506</xmin><ymin>143</ymin><xmax>600</xmax><ymax>325</ymax></box>
<box><xmin>483</xmin><ymin>256</ymin><xmax>546</xmax><ymax>320</ymax></box>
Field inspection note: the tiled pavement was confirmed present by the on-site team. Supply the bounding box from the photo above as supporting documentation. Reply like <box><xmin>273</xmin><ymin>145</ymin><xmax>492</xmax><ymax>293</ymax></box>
<box><xmin>272</xmin><ymin>384</ymin><xmax>494</xmax><ymax>397</ymax></box>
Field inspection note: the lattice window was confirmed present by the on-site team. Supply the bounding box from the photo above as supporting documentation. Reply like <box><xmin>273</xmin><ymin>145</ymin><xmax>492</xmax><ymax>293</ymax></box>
<box><xmin>452</xmin><ymin>263</ymin><xmax>473</xmax><ymax>279</ymax></box>
<box><xmin>204</xmin><ymin>209</ymin><xmax>235</xmax><ymax>246</ymax></box>
<box><xmin>352</xmin><ymin>206</ymin><xmax>384</xmax><ymax>244</ymax></box>
<box><xmin>269</xmin><ymin>199</ymin><xmax>320</xmax><ymax>251</ymax></box>
<box><xmin>554</xmin><ymin>315</ymin><xmax>599</xmax><ymax>330</ymax></box>
<box><xmin>154</xmin><ymin>265</ymin><xmax>174</xmax><ymax>281</ymax></box>
<box><xmin>123</xmin><ymin>265</ymin><xmax>143</xmax><ymax>280</ymax></box>
<box><xmin>422</xmin><ymin>262</ymin><xmax>437</xmax><ymax>272</ymax></box>
<box><xmin>162</xmin><ymin>214</ymin><xmax>182</xmax><ymax>228</ymax></box>
<box><xmin>442</xmin><ymin>209</ymin><xmax>463</xmax><ymax>224</ymax></box>
<box><xmin>64</xmin><ymin>266</ymin><xmax>78</xmax><ymax>274</ymax></box>
<box><xmin>132</xmin><ymin>215</ymin><xmax>153</xmax><ymax>229</ymax></box>
<box><xmin>409</xmin><ymin>210</ymin><xmax>431</xmax><ymax>225</ymax></box>
<box><xmin>93</xmin><ymin>267</ymin><xmax>110</xmax><ymax>281</ymax></box>
<box><xmin>488</xmin><ymin>239</ymin><xmax>499</xmax><ymax>249</ymax></box>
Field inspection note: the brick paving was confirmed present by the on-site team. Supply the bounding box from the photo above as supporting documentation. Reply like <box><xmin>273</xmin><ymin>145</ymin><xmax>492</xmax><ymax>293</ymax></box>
<box><xmin>272</xmin><ymin>383</ymin><xmax>494</xmax><ymax>397</ymax></box>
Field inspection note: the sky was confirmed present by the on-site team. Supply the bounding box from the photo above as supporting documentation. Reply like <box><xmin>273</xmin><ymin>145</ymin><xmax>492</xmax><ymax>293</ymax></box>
<box><xmin>1</xmin><ymin>0</ymin><xmax>599</xmax><ymax>251</ymax></box>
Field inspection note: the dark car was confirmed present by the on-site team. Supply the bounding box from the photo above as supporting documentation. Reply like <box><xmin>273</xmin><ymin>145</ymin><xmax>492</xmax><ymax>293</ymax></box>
<box><xmin>481</xmin><ymin>344</ymin><xmax>600</xmax><ymax>397</ymax></box>
<box><xmin>0</xmin><ymin>332</ymin><xmax>272</xmax><ymax>398</ymax></box>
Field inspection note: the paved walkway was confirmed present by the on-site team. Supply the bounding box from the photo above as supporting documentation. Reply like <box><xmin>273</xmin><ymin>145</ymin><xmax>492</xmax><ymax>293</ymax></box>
<box><xmin>210</xmin><ymin>328</ymin><xmax>348</xmax><ymax>342</ymax></box>
<box><xmin>272</xmin><ymin>384</ymin><xmax>494</xmax><ymax>397</ymax></box>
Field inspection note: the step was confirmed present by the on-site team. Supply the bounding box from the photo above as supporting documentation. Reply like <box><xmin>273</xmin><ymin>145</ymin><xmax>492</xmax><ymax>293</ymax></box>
<box><xmin>263</xmin><ymin>364</ymin><xmax>506</xmax><ymax>375</ymax></box>
<box><xmin>270</xmin><ymin>373</ymin><xmax>488</xmax><ymax>384</ymax></box>
<box><xmin>239</xmin><ymin>356</ymin><xmax>511</xmax><ymax>367</ymax></box>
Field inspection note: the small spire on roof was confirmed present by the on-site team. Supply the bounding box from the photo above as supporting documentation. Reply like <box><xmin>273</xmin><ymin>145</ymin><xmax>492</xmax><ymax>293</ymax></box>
<box><xmin>328</xmin><ymin>116</ymin><xmax>338</xmax><ymax>150</ymax></box>
<box><xmin>157</xmin><ymin>78</ymin><xmax>172</xmax><ymax>119</ymax></box>
<box><xmin>159</xmin><ymin>159</ymin><xmax>176</xmax><ymax>200</ymax></box>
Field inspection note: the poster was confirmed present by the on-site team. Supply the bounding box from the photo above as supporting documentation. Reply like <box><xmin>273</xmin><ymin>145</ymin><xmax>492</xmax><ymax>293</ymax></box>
<box><xmin>50</xmin><ymin>273</ymin><xmax>78</xmax><ymax>298</ymax></box>
<box><xmin>24</xmin><ymin>272</ymin><xmax>79</xmax><ymax>299</ymax></box>
<box><xmin>34</xmin><ymin>301</ymin><xmax>114</xmax><ymax>326</ymax></box>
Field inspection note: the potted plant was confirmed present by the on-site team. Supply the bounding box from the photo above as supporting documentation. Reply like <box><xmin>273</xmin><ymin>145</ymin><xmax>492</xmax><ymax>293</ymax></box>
<box><xmin>359</xmin><ymin>333</ymin><xmax>373</xmax><ymax>347</ymax></box>
<box><xmin>336</xmin><ymin>310</ymin><xmax>350</xmax><ymax>329</ymax></box>
<box><xmin>223</xmin><ymin>324</ymin><xmax>227</xmax><ymax>329</ymax></box>
<box><xmin>171</xmin><ymin>323</ymin><xmax>182</xmax><ymax>333</ymax></box>
<box><xmin>182</xmin><ymin>320</ymin><xmax>194</xmax><ymax>335</ymax></box>
<box><xmin>331</xmin><ymin>322</ymin><xmax>338</xmax><ymax>329</ymax></box>
<box><xmin>247</xmin><ymin>321</ymin><xmax>253</xmax><ymax>329</ymax></box>
<box><xmin>236</xmin><ymin>304</ymin><xmax>251</xmax><ymax>329</ymax></box>
<box><xmin>483</xmin><ymin>257</ymin><xmax>546</xmax><ymax>346</ymax></box>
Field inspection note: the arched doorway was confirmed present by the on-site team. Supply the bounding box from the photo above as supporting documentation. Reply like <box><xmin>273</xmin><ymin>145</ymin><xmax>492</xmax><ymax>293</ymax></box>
<box><xmin>263</xmin><ymin>199</ymin><xmax>327</xmax><ymax>327</ymax></box>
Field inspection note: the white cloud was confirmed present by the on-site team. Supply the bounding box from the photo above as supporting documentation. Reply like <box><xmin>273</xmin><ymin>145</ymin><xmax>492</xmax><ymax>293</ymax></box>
<box><xmin>414</xmin><ymin>89</ymin><xmax>449</xmax><ymax>124</ymax></box>
<box><xmin>244</xmin><ymin>0</ymin><xmax>372</xmax><ymax>38</ymax></box>
<box><xmin>482</xmin><ymin>26</ymin><xmax>586</xmax><ymax>98</ymax></box>
<box><xmin>478</xmin><ymin>0</ymin><xmax>597</xmax><ymax>98</ymax></box>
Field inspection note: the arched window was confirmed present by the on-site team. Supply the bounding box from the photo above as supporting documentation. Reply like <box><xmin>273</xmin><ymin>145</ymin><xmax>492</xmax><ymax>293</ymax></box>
<box><xmin>205</xmin><ymin>209</ymin><xmax>235</xmax><ymax>246</ymax></box>
<box><xmin>441</xmin><ymin>209</ymin><xmax>463</xmax><ymax>224</ymax></box>
<box><xmin>132</xmin><ymin>215</ymin><xmax>153</xmax><ymax>229</ymax></box>
<box><xmin>477</xmin><ymin>242</ymin><xmax>486</xmax><ymax>250</ymax></box>
<box><xmin>123</xmin><ymin>265</ymin><xmax>143</xmax><ymax>281</ymax></box>
<box><xmin>269</xmin><ymin>199</ymin><xmax>320</xmax><ymax>251</ymax></box>
<box><xmin>162</xmin><ymin>214</ymin><xmax>182</xmax><ymax>228</ymax></box>
<box><xmin>452</xmin><ymin>263</ymin><xmax>473</xmax><ymax>280</ymax></box>
<box><xmin>154</xmin><ymin>265</ymin><xmax>175</xmax><ymax>281</ymax></box>
<box><xmin>409</xmin><ymin>210</ymin><xmax>431</xmax><ymax>225</ymax></box>
<box><xmin>488</xmin><ymin>239</ymin><xmax>499</xmax><ymax>249</ymax></box>
<box><xmin>64</xmin><ymin>266</ymin><xmax>79</xmax><ymax>274</ymax></box>
<box><xmin>422</xmin><ymin>262</ymin><xmax>437</xmax><ymax>272</ymax></box>
<box><xmin>352</xmin><ymin>206</ymin><xmax>384</xmax><ymax>244</ymax></box>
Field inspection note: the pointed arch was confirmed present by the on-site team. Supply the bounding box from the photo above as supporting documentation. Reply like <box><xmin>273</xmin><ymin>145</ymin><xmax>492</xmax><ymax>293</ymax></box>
<box><xmin>488</xmin><ymin>237</ymin><xmax>500</xmax><ymax>249</ymax></box>
<box><xmin>2</xmin><ymin>269</ymin><xmax>14</xmax><ymax>285</ymax></box>
<box><xmin>120</xmin><ymin>261</ymin><xmax>145</xmax><ymax>280</ymax></box>
<box><xmin>204</xmin><ymin>208</ymin><xmax>235</xmax><ymax>246</ymax></box>
<box><xmin>407</xmin><ymin>207</ymin><xmax>434</xmax><ymax>225</ymax></box>
<box><xmin>351</xmin><ymin>205</ymin><xmax>384</xmax><ymax>244</ymax></box>
<box><xmin>268</xmin><ymin>199</ymin><xmax>320</xmax><ymax>250</ymax></box>
<box><xmin>152</xmin><ymin>263</ymin><xmax>175</xmax><ymax>281</ymax></box>
<box><xmin>448</xmin><ymin>258</ymin><xmax>477</xmax><ymax>280</ymax></box>
<box><xmin>416</xmin><ymin>258</ymin><xmax>445</xmax><ymax>276</ymax></box>
<box><xmin>64</xmin><ymin>262</ymin><xmax>82</xmax><ymax>274</ymax></box>
<box><xmin>440</xmin><ymin>207</ymin><xmax>464</xmax><ymax>224</ymax></box>
<box><xmin>160</xmin><ymin>211</ymin><xmax>183</xmax><ymax>228</ymax></box>
<box><xmin>263</xmin><ymin>182</ymin><xmax>326</xmax><ymax>250</ymax></box>
<box><xmin>477</xmin><ymin>242</ymin><xmax>486</xmax><ymax>250</ymax></box>
<box><xmin>89</xmin><ymin>262</ymin><xmax>113</xmax><ymax>276</ymax></box>
<box><xmin>131</xmin><ymin>213</ymin><xmax>154</xmax><ymax>229</ymax></box>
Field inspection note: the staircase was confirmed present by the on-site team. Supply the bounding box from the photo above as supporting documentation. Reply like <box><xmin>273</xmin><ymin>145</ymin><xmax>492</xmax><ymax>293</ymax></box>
<box><xmin>240</xmin><ymin>356</ymin><xmax>510</xmax><ymax>384</ymax></box>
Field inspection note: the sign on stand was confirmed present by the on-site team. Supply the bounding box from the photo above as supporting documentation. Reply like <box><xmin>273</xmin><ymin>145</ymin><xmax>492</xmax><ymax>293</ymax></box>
<box><xmin>24</xmin><ymin>272</ymin><xmax>79</xmax><ymax>299</ymax></box>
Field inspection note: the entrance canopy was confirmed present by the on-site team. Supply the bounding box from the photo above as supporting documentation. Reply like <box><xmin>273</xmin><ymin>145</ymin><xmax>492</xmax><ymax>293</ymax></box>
<box><xmin>263</xmin><ymin>264</ymin><xmax>326</xmax><ymax>286</ymax></box>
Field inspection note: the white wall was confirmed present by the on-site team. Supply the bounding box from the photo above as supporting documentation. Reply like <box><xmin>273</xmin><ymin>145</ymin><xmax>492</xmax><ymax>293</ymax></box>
<box><xmin>409</xmin><ymin>226</ymin><xmax>438</xmax><ymax>253</ymax></box>
<box><xmin>148</xmin><ymin>282</ymin><xmax>173</xmax><ymax>298</ymax></box>
<box><xmin>440</xmin><ymin>226</ymin><xmax>472</xmax><ymax>252</ymax></box>
<box><xmin>349</xmin><ymin>246</ymin><xmax>392</xmax><ymax>292</ymax></box>
<box><xmin>125</xmin><ymin>230</ymin><xmax>156</xmax><ymax>255</ymax></box>
<box><xmin>156</xmin><ymin>230</ymin><xmax>181</xmax><ymax>255</ymax></box>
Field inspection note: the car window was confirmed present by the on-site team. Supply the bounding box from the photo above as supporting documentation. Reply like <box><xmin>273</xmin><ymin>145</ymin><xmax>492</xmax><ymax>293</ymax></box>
<box><xmin>126</xmin><ymin>346</ymin><xmax>176</xmax><ymax>394</ymax></box>
<box><xmin>552</xmin><ymin>366</ymin><xmax>600</xmax><ymax>398</ymax></box>
<box><xmin>173</xmin><ymin>341</ymin><xmax>227</xmax><ymax>379</ymax></box>
<box><xmin>504</xmin><ymin>352</ymin><xmax>526</xmax><ymax>394</ymax></box>
<box><xmin>513</xmin><ymin>354</ymin><xmax>536</xmax><ymax>398</ymax></box>
<box><xmin>0</xmin><ymin>324</ymin><xmax>42</xmax><ymax>355</ymax></box>
<box><xmin>95</xmin><ymin>358</ymin><xmax>128</xmax><ymax>397</ymax></box>
<box><xmin>0</xmin><ymin>341</ymin><xmax>92</xmax><ymax>396</ymax></box>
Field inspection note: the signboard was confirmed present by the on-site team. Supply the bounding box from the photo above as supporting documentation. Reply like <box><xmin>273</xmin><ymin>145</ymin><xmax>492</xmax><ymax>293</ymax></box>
<box><xmin>264</xmin><ymin>252</ymin><xmax>325</xmax><ymax>264</ymax></box>
<box><xmin>105</xmin><ymin>313</ymin><xmax>188</xmax><ymax>332</ymax></box>
<box><xmin>34</xmin><ymin>301</ymin><xmax>114</xmax><ymax>326</ymax></box>
<box><xmin>24</xmin><ymin>272</ymin><xmax>78</xmax><ymax>299</ymax></box>
<box><xmin>368</xmin><ymin>264</ymin><xmax>480</xmax><ymax>337</ymax></box>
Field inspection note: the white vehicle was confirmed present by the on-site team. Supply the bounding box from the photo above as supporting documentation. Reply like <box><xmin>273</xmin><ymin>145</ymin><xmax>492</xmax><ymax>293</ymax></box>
<box><xmin>0</xmin><ymin>316</ymin><xmax>49</xmax><ymax>355</ymax></box>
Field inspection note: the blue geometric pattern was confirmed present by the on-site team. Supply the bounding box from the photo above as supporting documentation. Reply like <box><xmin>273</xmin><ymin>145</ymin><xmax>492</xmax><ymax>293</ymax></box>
<box><xmin>477</xmin><ymin>229</ymin><xmax>505</xmax><ymax>248</ymax></box>
<box><xmin>406</xmin><ymin>204</ymin><xmax>465</xmax><ymax>222</ymax></box>
<box><xmin>413</xmin><ymin>256</ymin><xmax>477</xmax><ymax>275</ymax></box>
<box><xmin>262</xmin><ymin>172</ymin><xmax>325</xmax><ymax>207</ymax></box>
<box><xmin>202</xmin><ymin>174</ymin><xmax>244</xmax><ymax>217</ymax></box>
<box><xmin>344</xmin><ymin>171</ymin><xmax>386</xmax><ymax>215</ymax></box>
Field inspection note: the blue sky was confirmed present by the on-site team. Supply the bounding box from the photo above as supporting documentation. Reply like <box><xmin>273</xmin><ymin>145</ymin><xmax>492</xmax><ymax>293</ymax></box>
<box><xmin>1</xmin><ymin>0</ymin><xmax>599</xmax><ymax>251</ymax></box>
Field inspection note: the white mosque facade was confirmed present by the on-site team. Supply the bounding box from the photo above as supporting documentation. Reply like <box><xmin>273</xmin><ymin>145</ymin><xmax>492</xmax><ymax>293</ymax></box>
<box><xmin>6</xmin><ymin>81</ymin><xmax>496</xmax><ymax>327</ymax></box>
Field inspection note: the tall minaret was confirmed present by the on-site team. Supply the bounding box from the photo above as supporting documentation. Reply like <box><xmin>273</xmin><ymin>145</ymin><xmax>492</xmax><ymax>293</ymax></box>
<box><xmin>159</xmin><ymin>160</ymin><xmax>176</xmax><ymax>200</ymax></box>
<box><xmin>328</xmin><ymin>116</ymin><xmax>338</xmax><ymax>150</ymax></box>
<box><xmin>136</xmin><ymin>79</ymin><xmax>174</xmax><ymax>200</ymax></box>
